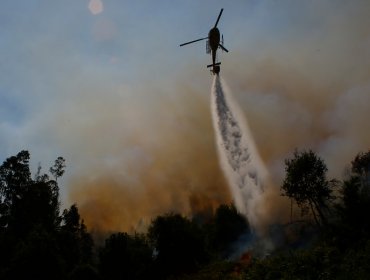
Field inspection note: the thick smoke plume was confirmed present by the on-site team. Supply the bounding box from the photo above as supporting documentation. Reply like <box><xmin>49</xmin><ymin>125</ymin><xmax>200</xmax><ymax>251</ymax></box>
<box><xmin>67</xmin><ymin>88</ymin><xmax>231</xmax><ymax>234</ymax></box>
<box><xmin>18</xmin><ymin>1</ymin><xmax>368</xmax><ymax>235</ymax></box>
<box><xmin>223</xmin><ymin>1</ymin><xmax>370</xmax><ymax>184</ymax></box>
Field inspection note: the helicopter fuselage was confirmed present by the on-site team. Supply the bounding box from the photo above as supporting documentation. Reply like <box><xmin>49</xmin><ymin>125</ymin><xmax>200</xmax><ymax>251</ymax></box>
<box><xmin>208</xmin><ymin>27</ymin><xmax>220</xmax><ymax>52</ymax></box>
<box><xmin>208</xmin><ymin>27</ymin><xmax>220</xmax><ymax>68</ymax></box>
<box><xmin>179</xmin><ymin>9</ymin><xmax>226</xmax><ymax>75</ymax></box>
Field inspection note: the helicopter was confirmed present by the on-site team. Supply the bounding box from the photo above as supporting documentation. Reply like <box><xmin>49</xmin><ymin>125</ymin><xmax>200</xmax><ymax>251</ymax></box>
<box><xmin>180</xmin><ymin>8</ymin><xmax>228</xmax><ymax>75</ymax></box>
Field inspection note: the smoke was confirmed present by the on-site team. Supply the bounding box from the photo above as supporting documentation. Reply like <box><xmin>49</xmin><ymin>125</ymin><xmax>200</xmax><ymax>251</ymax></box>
<box><xmin>3</xmin><ymin>1</ymin><xmax>368</xmax><ymax>237</ymax></box>
<box><xmin>205</xmin><ymin>2</ymin><xmax>370</xmax><ymax>235</ymax></box>
<box><xmin>67</xmin><ymin>85</ymin><xmax>231</xmax><ymax>233</ymax></box>
<box><xmin>68</xmin><ymin>1</ymin><xmax>370</xmax><ymax>235</ymax></box>
<box><xmin>225</xmin><ymin>57</ymin><xmax>370</xmax><ymax>184</ymax></box>
<box><xmin>222</xmin><ymin>7</ymin><xmax>370</xmax><ymax>184</ymax></box>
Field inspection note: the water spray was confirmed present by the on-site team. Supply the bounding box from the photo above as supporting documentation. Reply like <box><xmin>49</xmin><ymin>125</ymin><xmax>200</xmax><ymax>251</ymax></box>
<box><xmin>211</xmin><ymin>75</ymin><xmax>268</xmax><ymax>230</ymax></box>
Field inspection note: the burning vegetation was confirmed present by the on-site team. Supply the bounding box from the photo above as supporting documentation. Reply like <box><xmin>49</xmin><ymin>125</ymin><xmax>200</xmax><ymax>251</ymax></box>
<box><xmin>0</xmin><ymin>149</ymin><xmax>370</xmax><ymax>279</ymax></box>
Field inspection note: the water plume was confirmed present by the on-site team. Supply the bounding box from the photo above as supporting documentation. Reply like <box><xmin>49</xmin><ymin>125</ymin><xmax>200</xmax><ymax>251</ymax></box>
<box><xmin>211</xmin><ymin>75</ymin><xmax>269</xmax><ymax>231</ymax></box>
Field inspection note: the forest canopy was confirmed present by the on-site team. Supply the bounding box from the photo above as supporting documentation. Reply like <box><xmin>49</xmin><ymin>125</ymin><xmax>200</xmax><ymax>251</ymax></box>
<box><xmin>0</xmin><ymin>149</ymin><xmax>369</xmax><ymax>279</ymax></box>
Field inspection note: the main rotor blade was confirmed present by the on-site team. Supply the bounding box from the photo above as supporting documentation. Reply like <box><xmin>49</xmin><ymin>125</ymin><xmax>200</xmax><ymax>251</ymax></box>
<box><xmin>179</xmin><ymin>37</ymin><xmax>207</xmax><ymax>47</ymax></box>
<box><xmin>219</xmin><ymin>44</ymin><xmax>229</xmax><ymax>52</ymax></box>
<box><xmin>214</xmin><ymin>8</ymin><xmax>224</xmax><ymax>28</ymax></box>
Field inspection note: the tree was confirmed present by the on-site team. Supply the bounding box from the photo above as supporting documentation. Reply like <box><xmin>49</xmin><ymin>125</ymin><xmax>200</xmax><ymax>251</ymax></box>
<box><xmin>99</xmin><ymin>232</ymin><xmax>152</xmax><ymax>280</ymax></box>
<box><xmin>281</xmin><ymin>150</ymin><xmax>334</xmax><ymax>227</ymax></box>
<box><xmin>336</xmin><ymin>151</ymin><xmax>370</xmax><ymax>240</ymax></box>
<box><xmin>148</xmin><ymin>213</ymin><xmax>208</xmax><ymax>278</ymax></box>
<box><xmin>4</xmin><ymin>227</ymin><xmax>65</xmax><ymax>280</ymax></box>
<box><xmin>50</xmin><ymin>157</ymin><xmax>66</xmax><ymax>182</ymax></box>
<box><xmin>207</xmin><ymin>204</ymin><xmax>250</xmax><ymax>258</ymax></box>
<box><xmin>58</xmin><ymin>204</ymin><xmax>94</xmax><ymax>276</ymax></box>
<box><xmin>0</xmin><ymin>150</ymin><xmax>32</xmax><ymax>227</ymax></box>
<box><xmin>0</xmin><ymin>151</ymin><xmax>65</xmax><ymax>279</ymax></box>
<box><xmin>352</xmin><ymin>150</ymin><xmax>370</xmax><ymax>187</ymax></box>
<box><xmin>0</xmin><ymin>151</ymin><xmax>60</xmax><ymax>236</ymax></box>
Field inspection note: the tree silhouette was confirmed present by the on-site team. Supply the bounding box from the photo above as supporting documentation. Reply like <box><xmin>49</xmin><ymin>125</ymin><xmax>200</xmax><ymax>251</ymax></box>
<box><xmin>58</xmin><ymin>204</ymin><xmax>94</xmax><ymax>276</ymax></box>
<box><xmin>0</xmin><ymin>151</ymin><xmax>65</xmax><ymax>279</ymax></box>
<box><xmin>352</xmin><ymin>150</ymin><xmax>370</xmax><ymax>187</ymax></box>
<box><xmin>99</xmin><ymin>232</ymin><xmax>152</xmax><ymax>280</ymax></box>
<box><xmin>50</xmin><ymin>157</ymin><xmax>66</xmax><ymax>182</ymax></box>
<box><xmin>0</xmin><ymin>151</ymin><xmax>32</xmax><ymax>231</ymax></box>
<box><xmin>281</xmin><ymin>150</ymin><xmax>334</xmax><ymax>227</ymax></box>
<box><xmin>336</xmin><ymin>151</ymin><xmax>370</xmax><ymax>241</ymax></box>
<box><xmin>5</xmin><ymin>227</ymin><xmax>65</xmax><ymax>280</ymax></box>
<box><xmin>0</xmin><ymin>151</ymin><xmax>60</xmax><ymax>236</ymax></box>
<box><xmin>2</xmin><ymin>149</ymin><xmax>370</xmax><ymax>279</ymax></box>
<box><xmin>148</xmin><ymin>213</ymin><xmax>208</xmax><ymax>278</ymax></box>
<box><xmin>208</xmin><ymin>204</ymin><xmax>251</xmax><ymax>258</ymax></box>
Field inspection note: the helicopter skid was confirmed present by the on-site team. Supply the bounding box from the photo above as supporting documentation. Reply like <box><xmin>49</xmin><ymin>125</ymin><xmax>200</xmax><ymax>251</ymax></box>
<box><xmin>207</xmin><ymin>62</ymin><xmax>221</xmax><ymax>68</ymax></box>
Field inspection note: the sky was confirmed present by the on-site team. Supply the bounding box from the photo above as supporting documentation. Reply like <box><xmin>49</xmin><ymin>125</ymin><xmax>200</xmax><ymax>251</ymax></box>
<box><xmin>1</xmin><ymin>0</ymin><xmax>370</xmax><ymax>233</ymax></box>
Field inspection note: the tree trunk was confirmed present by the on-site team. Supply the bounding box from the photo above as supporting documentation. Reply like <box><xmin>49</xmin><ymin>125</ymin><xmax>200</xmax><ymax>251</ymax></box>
<box><xmin>313</xmin><ymin>199</ymin><xmax>328</xmax><ymax>226</ymax></box>
<box><xmin>309</xmin><ymin>201</ymin><xmax>321</xmax><ymax>227</ymax></box>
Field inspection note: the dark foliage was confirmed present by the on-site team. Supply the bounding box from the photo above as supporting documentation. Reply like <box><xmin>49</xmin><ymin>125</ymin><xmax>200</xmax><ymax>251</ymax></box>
<box><xmin>148</xmin><ymin>213</ymin><xmax>209</xmax><ymax>278</ymax></box>
<box><xmin>58</xmin><ymin>204</ymin><xmax>95</xmax><ymax>275</ymax></box>
<box><xmin>99</xmin><ymin>232</ymin><xmax>152</xmax><ymax>280</ymax></box>
<box><xmin>207</xmin><ymin>204</ymin><xmax>251</xmax><ymax>258</ymax></box>
<box><xmin>332</xmin><ymin>151</ymin><xmax>370</xmax><ymax>249</ymax></box>
<box><xmin>0</xmin><ymin>151</ymin><xmax>94</xmax><ymax>280</ymax></box>
<box><xmin>242</xmin><ymin>150</ymin><xmax>370</xmax><ymax>280</ymax></box>
<box><xmin>50</xmin><ymin>156</ymin><xmax>66</xmax><ymax>181</ymax></box>
<box><xmin>351</xmin><ymin>151</ymin><xmax>370</xmax><ymax>178</ymax></box>
<box><xmin>281</xmin><ymin>150</ymin><xmax>334</xmax><ymax>227</ymax></box>
<box><xmin>1</xmin><ymin>149</ymin><xmax>370</xmax><ymax>279</ymax></box>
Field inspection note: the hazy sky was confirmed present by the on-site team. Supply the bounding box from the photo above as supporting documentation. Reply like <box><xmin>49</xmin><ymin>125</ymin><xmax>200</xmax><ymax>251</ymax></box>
<box><xmin>1</xmin><ymin>0</ymin><xmax>370</xmax><ymax>232</ymax></box>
